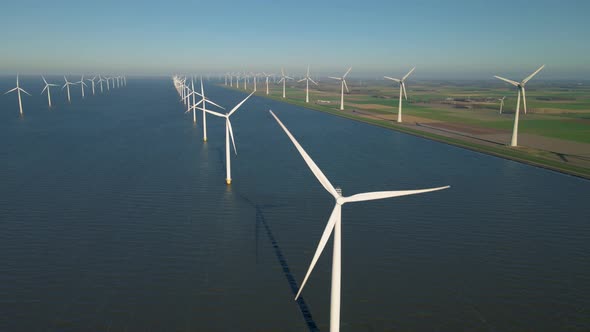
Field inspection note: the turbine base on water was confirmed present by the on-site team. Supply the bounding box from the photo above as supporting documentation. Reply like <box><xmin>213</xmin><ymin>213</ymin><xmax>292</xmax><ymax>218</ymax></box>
<box><xmin>226</xmin><ymin>179</ymin><xmax>232</xmax><ymax>185</ymax></box>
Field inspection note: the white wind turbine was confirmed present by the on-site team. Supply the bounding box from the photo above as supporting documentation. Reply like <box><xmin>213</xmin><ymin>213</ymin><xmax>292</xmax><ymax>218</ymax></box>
<box><xmin>298</xmin><ymin>65</ymin><xmax>318</xmax><ymax>103</ymax></box>
<box><xmin>263</xmin><ymin>72</ymin><xmax>273</xmax><ymax>95</ymax></box>
<box><xmin>195</xmin><ymin>92</ymin><xmax>254</xmax><ymax>185</ymax></box>
<box><xmin>329</xmin><ymin>67</ymin><xmax>352</xmax><ymax>110</ymax></box>
<box><xmin>278</xmin><ymin>68</ymin><xmax>293</xmax><ymax>98</ymax></box>
<box><xmin>41</xmin><ymin>76</ymin><xmax>59</xmax><ymax>108</ymax></box>
<box><xmin>62</xmin><ymin>76</ymin><xmax>77</xmax><ymax>103</ymax></box>
<box><xmin>494</xmin><ymin>65</ymin><xmax>545</xmax><ymax>147</ymax></box>
<box><xmin>76</xmin><ymin>75</ymin><xmax>88</xmax><ymax>98</ymax></box>
<box><xmin>5</xmin><ymin>75</ymin><xmax>31</xmax><ymax>117</ymax></box>
<box><xmin>188</xmin><ymin>77</ymin><xmax>225</xmax><ymax>141</ymax></box>
<box><xmin>384</xmin><ymin>67</ymin><xmax>415</xmax><ymax>123</ymax></box>
<box><xmin>269</xmin><ymin>110</ymin><xmax>449</xmax><ymax>332</ymax></box>
<box><xmin>498</xmin><ymin>96</ymin><xmax>506</xmax><ymax>114</ymax></box>
<box><xmin>87</xmin><ymin>76</ymin><xmax>97</xmax><ymax>95</ymax></box>
<box><xmin>97</xmin><ymin>75</ymin><xmax>105</xmax><ymax>93</ymax></box>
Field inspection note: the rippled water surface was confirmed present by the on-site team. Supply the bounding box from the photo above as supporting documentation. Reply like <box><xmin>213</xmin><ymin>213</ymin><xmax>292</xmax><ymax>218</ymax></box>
<box><xmin>1</xmin><ymin>77</ymin><xmax>589</xmax><ymax>331</ymax></box>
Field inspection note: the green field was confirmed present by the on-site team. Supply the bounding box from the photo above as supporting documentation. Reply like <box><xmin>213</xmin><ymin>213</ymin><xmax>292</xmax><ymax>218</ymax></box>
<box><xmin>222</xmin><ymin>79</ymin><xmax>590</xmax><ymax>178</ymax></box>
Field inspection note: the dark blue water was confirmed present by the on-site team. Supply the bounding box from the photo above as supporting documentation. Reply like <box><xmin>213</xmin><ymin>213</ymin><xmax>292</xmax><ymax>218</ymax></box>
<box><xmin>1</xmin><ymin>76</ymin><xmax>589</xmax><ymax>331</ymax></box>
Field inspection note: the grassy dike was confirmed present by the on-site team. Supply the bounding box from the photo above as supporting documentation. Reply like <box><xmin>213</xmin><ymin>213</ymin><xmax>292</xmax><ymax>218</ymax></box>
<box><xmin>221</xmin><ymin>85</ymin><xmax>590</xmax><ymax>180</ymax></box>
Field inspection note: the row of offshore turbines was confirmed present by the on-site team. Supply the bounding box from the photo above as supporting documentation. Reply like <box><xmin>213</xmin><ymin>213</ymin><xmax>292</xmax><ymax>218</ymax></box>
<box><xmin>221</xmin><ymin>64</ymin><xmax>545</xmax><ymax>147</ymax></box>
<box><xmin>3</xmin><ymin>74</ymin><xmax>127</xmax><ymax>116</ymax></box>
<box><xmin>173</xmin><ymin>75</ymin><xmax>450</xmax><ymax>332</ymax></box>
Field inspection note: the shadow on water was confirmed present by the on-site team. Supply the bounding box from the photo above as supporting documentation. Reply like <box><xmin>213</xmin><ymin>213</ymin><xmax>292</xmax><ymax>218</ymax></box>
<box><xmin>240</xmin><ymin>195</ymin><xmax>320</xmax><ymax>332</ymax></box>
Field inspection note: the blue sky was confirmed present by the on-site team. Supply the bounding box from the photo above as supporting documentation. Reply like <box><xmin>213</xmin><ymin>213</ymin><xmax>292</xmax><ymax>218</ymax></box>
<box><xmin>1</xmin><ymin>0</ymin><xmax>589</xmax><ymax>78</ymax></box>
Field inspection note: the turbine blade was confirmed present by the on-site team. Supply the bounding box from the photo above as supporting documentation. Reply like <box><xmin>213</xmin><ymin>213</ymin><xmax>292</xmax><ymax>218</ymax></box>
<box><xmin>343</xmin><ymin>67</ymin><xmax>352</xmax><ymax>78</ymax></box>
<box><xmin>384</xmin><ymin>76</ymin><xmax>400</xmax><ymax>82</ymax></box>
<box><xmin>41</xmin><ymin>85</ymin><xmax>48</xmax><ymax>94</ymax></box>
<box><xmin>227</xmin><ymin>119</ymin><xmax>237</xmax><ymax>155</ymax></box>
<box><xmin>309</xmin><ymin>78</ymin><xmax>318</xmax><ymax>85</ymax></box>
<box><xmin>205</xmin><ymin>98</ymin><xmax>225</xmax><ymax>110</ymax></box>
<box><xmin>522</xmin><ymin>87</ymin><xmax>528</xmax><ymax>114</ymax></box>
<box><xmin>20</xmin><ymin>88</ymin><xmax>32</xmax><ymax>96</ymax></box>
<box><xmin>522</xmin><ymin>65</ymin><xmax>545</xmax><ymax>84</ymax></box>
<box><xmin>494</xmin><ymin>76</ymin><xmax>519</xmax><ymax>86</ymax></box>
<box><xmin>42</xmin><ymin>76</ymin><xmax>48</xmax><ymax>85</ymax></box>
<box><xmin>196</xmin><ymin>107</ymin><xmax>225</xmax><ymax>118</ymax></box>
<box><xmin>298</xmin><ymin>78</ymin><xmax>306</xmax><ymax>83</ymax></box>
<box><xmin>295</xmin><ymin>205</ymin><xmax>340</xmax><ymax>300</ymax></box>
<box><xmin>328</xmin><ymin>76</ymin><xmax>341</xmax><ymax>80</ymax></box>
<box><xmin>343</xmin><ymin>80</ymin><xmax>349</xmax><ymax>93</ymax></box>
<box><xmin>402</xmin><ymin>67</ymin><xmax>416</xmax><ymax>81</ymax></box>
<box><xmin>269</xmin><ymin>110</ymin><xmax>339</xmax><ymax>198</ymax></box>
<box><xmin>4</xmin><ymin>87</ymin><xmax>18</xmax><ymax>94</ymax></box>
<box><xmin>342</xmin><ymin>186</ymin><xmax>450</xmax><ymax>203</ymax></box>
<box><xmin>402</xmin><ymin>82</ymin><xmax>408</xmax><ymax>100</ymax></box>
<box><xmin>228</xmin><ymin>91</ymin><xmax>254</xmax><ymax>117</ymax></box>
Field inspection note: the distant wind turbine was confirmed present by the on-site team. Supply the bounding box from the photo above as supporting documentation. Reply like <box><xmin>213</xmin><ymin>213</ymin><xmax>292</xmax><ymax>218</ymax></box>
<box><xmin>87</xmin><ymin>76</ymin><xmax>97</xmax><ymax>95</ymax></box>
<box><xmin>298</xmin><ymin>65</ymin><xmax>318</xmax><ymax>103</ymax></box>
<box><xmin>278</xmin><ymin>68</ymin><xmax>293</xmax><ymax>98</ymax></box>
<box><xmin>5</xmin><ymin>75</ymin><xmax>31</xmax><ymax>117</ymax></box>
<box><xmin>263</xmin><ymin>72</ymin><xmax>273</xmax><ymax>95</ymax></box>
<box><xmin>329</xmin><ymin>67</ymin><xmax>352</xmax><ymax>110</ymax></box>
<box><xmin>384</xmin><ymin>67</ymin><xmax>415</xmax><ymax>123</ymax></box>
<box><xmin>97</xmin><ymin>75</ymin><xmax>105</xmax><ymax>93</ymax></box>
<box><xmin>62</xmin><ymin>76</ymin><xmax>77</xmax><ymax>103</ymax></box>
<box><xmin>498</xmin><ymin>96</ymin><xmax>506</xmax><ymax>114</ymax></box>
<box><xmin>269</xmin><ymin>110</ymin><xmax>449</xmax><ymax>332</ymax></box>
<box><xmin>188</xmin><ymin>77</ymin><xmax>225</xmax><ymax>141</ymax></box>
<box><xmin>41</xmin><ymin>76</ymin><xmax>59</xmax><ymax>108</ymax></box>
<box><xmin>494</xmin><ymin>65</ymin><xmax>545</xmax><ymax>147</ymax></box>
<box><xmin>195</xmin><ymin>92</ymin><xmax>254</xmax><ymax>185</ymax></box>
<box><xmin>76</xmin><ymin>75</ymin><xmax>88</xmax><ymax>98</ymax></box>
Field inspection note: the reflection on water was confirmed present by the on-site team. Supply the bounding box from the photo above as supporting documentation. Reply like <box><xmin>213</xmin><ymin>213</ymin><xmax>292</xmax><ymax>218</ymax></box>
<box><xmin>0</xmin><ymin>77</ymin><xmax>589</xmax><ymax>331</ymax></box>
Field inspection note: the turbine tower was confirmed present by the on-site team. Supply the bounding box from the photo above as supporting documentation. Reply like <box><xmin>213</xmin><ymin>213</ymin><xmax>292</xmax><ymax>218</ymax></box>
<box><xmin>41</xmin><ymin>76</ymin><xmax>59</xmax><ymax>108</ymax></box>
<box><xmin>329</xmin><ymin>67</ymin><xmax>351</xmax><ymax>110</ymax></box>
<box><xmin>278</xmin><ymin>68</ymin><xmax>293</xmax><ymax>98</ymax></box>
<box><xmin>5</xmin><ymin>75</ymin><xmax>31</xmax><ymax>117</ymax></box>
<box><xmin>269</xmin><ymin>110</ymin><xmax>449</xmax><ymax>332</ymax></box>
<box><xmin>384</xmin><ymin>67</ymin><xmax>415</xmax><ymax>123</ymax></box>
<box><xmin>494</xmin><ymin>65</ymin><xmax>545</xmax><ymax>147</ymax></box>
<box><xmin>62</xmin><ymin>76</ymin><xmax>76</xmax><ymax>103</ymax></box>
<box><xmin>298</xmin><ymin>65</ymin><xmax>318</xmax><ymax>103</ymax></box>
<box><xmin>195</xmin><ymin>92</ymin><xmax>254</xmax><ymax>185</ymax></box>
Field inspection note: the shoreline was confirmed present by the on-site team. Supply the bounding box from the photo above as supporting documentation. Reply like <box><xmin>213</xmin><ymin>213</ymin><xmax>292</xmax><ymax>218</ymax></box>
<box><xmin>220</xmin><ymin>85</ymin><xmax>590</xmax><ymax>180</ymax></box>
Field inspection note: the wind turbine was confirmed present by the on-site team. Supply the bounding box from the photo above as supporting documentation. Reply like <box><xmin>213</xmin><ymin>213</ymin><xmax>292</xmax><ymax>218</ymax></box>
<box><xmin>41</xmin><ymin>76</ymin><xmax>59</xmax><ymax>108</ymax></box>
<box><xmin>76</xmin><ymin>75</ymin><xmax>88</xmax><ymax>98</ymax></box>
<box><xmin>263</xmin><ymin>72</ymin><xmax>273</xmax><ymax>95</ymax></box>
<box><xmin>62</xmin><ymin>76</ymin><xmax>77</xmax><ymax>103</ymax></box>
<box><xmin>97</xmin><ymin>75</ymin><xmax>105</xmax><ymax>93</ymax></box>
<box><xmin>188</xmin><ymin>77</ymin><xmax>225</xmax><ymax>141</ymax></box>
<box><xmin>269</xmin><ymin>110</ymin><xmax>449</xmax><ymax>332</ymax></box>
<box><xmin>498</xmin><ymin>96</ymin><xmax>506</xmax><ymax>114</ymax></box>
<box><xmin>5</xmin><ymin>75</ymin><xmax>31</xmax><ymax>117</ymax></box>
<box><xmin>195</xmin><ymin>92</ymin><xmax>254</xmax><ymax>185</ymax></box>
<box><xmin>494</xmin><ymin>65</ymin><xmax>545</xmax><ymax>147</ymax></box>
<box><xmin>298</xmin><ymin>65</ymin><xmax>318</xmax><ymax>103</ymax></box>
<box><xmin>87</xmin><ymin>76</ymin><xmax>97</xmax><ymax>95</ymax></box>
<box><xmin>384</xmin><ymin>67</ymin><xmax>415</xmax><ymax>123</ymax></box>
<box><xmin>329</xmin><ymin>67</ymin><xmax>352</xmax><ymax>110</ymax></box>
<box><xmin>278</xmin><ymin>68</ymin><xmax>293</xmax><ymax>98</ymax></box>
